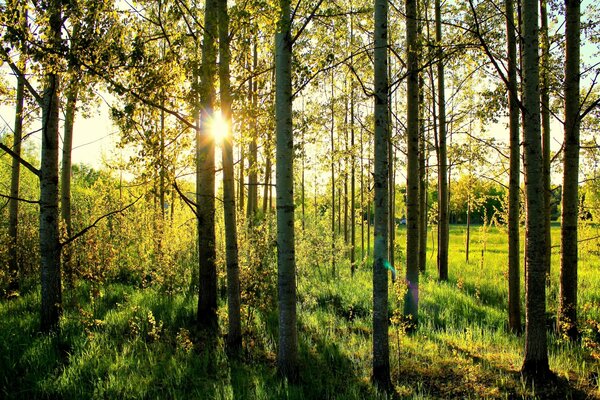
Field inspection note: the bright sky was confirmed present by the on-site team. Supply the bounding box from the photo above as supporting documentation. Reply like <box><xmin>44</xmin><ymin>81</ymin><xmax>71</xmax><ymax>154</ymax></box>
<box><xmin>0</xmin><ymin>1</ymin><xmax>598</xmax><ymax>173</ymax></box>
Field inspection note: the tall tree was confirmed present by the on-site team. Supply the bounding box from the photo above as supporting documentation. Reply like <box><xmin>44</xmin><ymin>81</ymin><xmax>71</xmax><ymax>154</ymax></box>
<box><xmin>435</xmin><ymin>0</ymin><xmax>448</xmax><ymax>281</ymax></box>
<box><xmin>219</xmin><ymin>0</ymin><xmax>242</xmax><ymax>351</ymax></box>
<box><xmin>7</xmin><ymin>7</ymin><xmax>26</xmax><ymax>292</ymax></box>
<box><xmin>197</xmin><ymin>0</ymin><xmax>219</xmax><ymax>331</ymax></box>
<box><xmin>506</xmin><ymin>0</ymin><xmax>522</xmax><ymax>334</ymax></box>
<box><xmin>40</xmin><ymin>0</ymin><xmax>63</xmax><ymax>332</ymax></box>
<box><xmin>521</xmin><ymin>0</ymin><xmax>550</xmax><ymax>378</ymax></box>
<box><xmin>61</xmin><ymin>72</ymin><xmax>80</xmax><ymax>287</ymax></box>
<box><xmin>404</xmin><ymin>0</ymin><xmax>420</xmax><ymax>326</ymax></box>
<box><xmin>540</xmin><ymin>0</ymin><xmax>552</xmax><ymax>282</ymax></box>
<box><xmin>275</xmin><ymin>0</ymin><xmax>298</xmax><ymax>379</ymax></box>
<box><xmin>559</xmin><ymin>0</ymin><xmax>580</xmax><ymax>341</ymax></box>
<box><xmin>372</xmin><ymin>0</ymin><xmax>391</xmax><ymax>388</ymax></box>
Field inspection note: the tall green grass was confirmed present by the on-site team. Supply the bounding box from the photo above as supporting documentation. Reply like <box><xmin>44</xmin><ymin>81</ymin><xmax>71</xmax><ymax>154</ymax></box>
<box><xmin>1</xmin><ymin>225</ymin><xmax>599</xmax><ymax>399</ymax></box>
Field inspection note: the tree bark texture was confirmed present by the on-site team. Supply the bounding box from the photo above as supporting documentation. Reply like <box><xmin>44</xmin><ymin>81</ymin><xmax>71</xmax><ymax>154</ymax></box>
<box><xmin>8</xmin><ymin>57</ymin><xmax>25</xmax><ymax>292</ymax></box>
<box><xmin>275</xmin><ymin>0</ymin><xmax>298</xmax><ymax>380</ymax></box>
<box><xmin>506</xmin><ymin>0</ymin><xmax>522</xmax><ymax>335</ymax></box>
<box><xmin>559</xmin><ymin>0</ymin><xmax>580</xmax><ymax>341</ymax></box>
<box><xmin>435</xmin><ymin>0</ymin><xmax>448</xmax><ymax>281</ymax></box>
<box><xmin>40</xmin><ymin>0</ymin><xmax>62</xmax><ymax>333</ymax></box>
<box><xmin>372</xmin><ymin>0</ymin><xmax>391</xmax><ymax>388</ymax></box>
<box><xmin>197</xmin><ymin>0</ymin><xmax>218</xmax><ymax>331</ymax></box>
<box><xmin>404</xmin><ymin>0</ymin><xmax>420</xmax><ymax>327</ymax></box>
<box><xmin>218</xmin><ymin>0</ymin><xmax>242</xmax><ymax>351</ymax></box>
<box><xmin>540</xmin><ymin>0</ymin><xmax>552</xmax><ymax>282</ymax></box>
<box><xmin>61</xmin><ymin>76</ymin><xmax>79</xmax><ymax>288</ymax></box>
<box><xmin>521</xmin><ymin>0</ymin><xmax>550</xmax><ymax>378</ymax></box>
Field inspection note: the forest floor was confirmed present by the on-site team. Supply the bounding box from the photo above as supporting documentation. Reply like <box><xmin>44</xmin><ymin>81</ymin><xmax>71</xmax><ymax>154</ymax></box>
<box><xmin>1</xmin><ymin>225</ymin><xmax>600</xmax><ymax>399</ymax></box>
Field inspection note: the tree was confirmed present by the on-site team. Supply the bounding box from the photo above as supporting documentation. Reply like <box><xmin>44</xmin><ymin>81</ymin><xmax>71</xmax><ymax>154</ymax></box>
<box><xmin>275</xmin><ymin>0</ymin><xmax>298</xmax><ymax>380</ymax></box>
<box><xmin>219</xmin><ymin>0</ymin><xmax>242</xmax><ymax>351</ymax></box>
<box><xmin>506</xmin><ymin>0</ymin><xmax>522</xmax><ymax>334</ymax></box>
<box><xmin>7</xmin><ymin>5</ymin><xmax>26</xmax><ymax>293</ymax></box>
<box><xmin>520</xmin><ymin>0</ymin><xmax>550</xmax><ymax>378</ymax></box>
<box><xmin>372</xmin><ymin>0</ymin><xmax>391</xmax><ymax>388</ymax></box>
<box><xmin>404</xmin><ymin>0</ymin><xmax>420</xmax><ymax>327</ymax></box>
<box><xmin>558</xmin><ymin>0</ymin><xmax>580</xmax><ymax>341</ymax></box>
<box><xmin>540</xmin><ymin>0</ymin><xmax>552</xmax><ymax>283</ymax></box>
<box><xmin>197</xmin><ymin>0</ymin><xmax>219</xmax><ymax>331</ymax></box>
<box><xmin>435</xmin><ymin>0</ymin><xmax>448</xmax><ymax>281</ymax></box>
<box><xmin>39</xmin><ymin>0</ymin><xmax>63</xmax><ymax>332</ymax></box>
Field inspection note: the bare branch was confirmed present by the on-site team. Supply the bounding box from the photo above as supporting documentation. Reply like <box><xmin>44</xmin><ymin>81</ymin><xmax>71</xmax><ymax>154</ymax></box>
<box><xmin>0</xmin><ymin>142</ymin><xmax>41</xmax><ymax>177</ymax></box>
<box><xmin>61</xmin><ymin>195</ymin><xmax>143</xmax><ymax>247</ymax></box>
<box><xmin>0</xmin><ymin>192</ymin><xmax>39</xmax><ymax>204</ymax></box>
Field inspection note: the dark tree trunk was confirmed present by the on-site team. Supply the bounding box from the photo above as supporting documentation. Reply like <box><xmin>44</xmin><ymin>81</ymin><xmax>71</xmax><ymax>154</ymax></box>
<box><xmin>559</xmin><ymin>0</ymin><xmax>580</xmax><ymax>341</ymax></box>
<box><xmin>372</xmin><ymin>0</ymin><xmax>391</xmax><ymax>387</ymax></box>
<box><xmin>275</xmin><ymin>0</ymin><xmax>298</xmax><ymax>379</ymax></box>
<box><xmin>521</xmin><ymin>0</ymin><xmax>550</xmax><ymax>378</ymax></box>
<box><xmin>540</xmin><ymin>0</ymin><xmax>552</xmax><ymax>283</ymax></box>
<box><xmin>61</xmin><ymin>76</ymin><xmax>79</xmax><ymax>288</ymax></box>
<box><xmin>435</xmin><ymin>0</ymin><xmax>448</xmax><ymax>281</ymax></box>
<box><xmin>197</xmin><ymin>0</ymin><xmax>218</xmax><ymax>331</ymax></box>
<box><xmin>404</xmin><ymin>0</ymin><xmax>420</xmax><ymax>327</ymax></box>
<box><xmin>218</xmin><ymin>0</ymin><xmax>242</xmax><ymax>351</ymax></box>
<box><xmin>506</xmin><ymin>0</ymin><xmax>522</xmax><ymax>334</ymax></box>
<box><xmin>40</xmin><ymin>0</ymin><xmax>62</xmax><ymax>333</ymax></box>
<box><xmin>8</xmin><ymin>57</ymin><xmax>25</xmax><ymax>293</ymax></box>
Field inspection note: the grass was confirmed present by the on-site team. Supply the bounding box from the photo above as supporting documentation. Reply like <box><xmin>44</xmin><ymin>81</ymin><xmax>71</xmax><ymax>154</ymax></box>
<box><xmin>1</xmin><ymin>225</ymin><xmax>599</xmax><ymax>399</ymax></box>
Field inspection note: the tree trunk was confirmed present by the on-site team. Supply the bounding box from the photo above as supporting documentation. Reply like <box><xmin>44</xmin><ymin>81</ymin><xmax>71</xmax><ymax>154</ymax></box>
<box><xmin>435</xmin><ymin>0</ymin><xmax>448</xmax><ymax>281</ymax></box>
<box><xmin>559</xmin><ymin>0</ymin><xmax>580</xmax><ymax>341</ymax></box>
<box><xmin>40</xmin><ymin>0</ymin><xmax>62</xmax><ymax>332</ymax></box>
<box><xmin>506</xmin><ymin>0</ymin><xmax>522</xmax><ymax>334</ymax></box>
<box><xmin>8</xmin><ymin>57</ymin><xmax>25</xmax><ymax>293</ymax></box>
<box><xmin>247</xmin><ymin>41</ymin><xmax>258</xmax><ymax>224</ymax></box>
<box><xmin>330</xmin><ymin>69</ymin><xmax>336</xmax><ymax>276</ymax></box>
<box><xmin>372</xmin><ymin>0</ymin><xmax>391</xmax><ymax>388</ymax></box>
<box><xmin>275</xmin><ymin>0</ymin><xmax>298</xmax><ymax>380</ymax></box>
<box><xmin>540</xmin><ymin>0</ymin><xmax>552</xmax><ymax>283</ymax></box>
<box><xmin>61</xmin><ymin>76</ymin><xmax>79</xmax><ymax>288</ymax></box>
<box><xmin>521</xmin><ymin>0</ymin><xmax>550</xmax><ymax>378</ymax></box>
<box><xmin>218</xmin><ymin>0</ymin><xmax>242</xmax><ymax>351</ymax></box>
<box><xmin>404</xmin><ymin>0</ymin><xmax>420</xmax><ymax>328</ymax></box>
<box><xmin>197</xmin><ymin>0</ymin><xmax>218</xmax><ymax>331</ymax></box>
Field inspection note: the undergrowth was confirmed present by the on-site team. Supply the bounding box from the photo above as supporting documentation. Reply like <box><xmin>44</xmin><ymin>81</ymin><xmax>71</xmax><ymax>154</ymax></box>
<box><xmin>1</xmin><ymin>225</ymin><xmax>599</xmax><ymax>399</ymax></box>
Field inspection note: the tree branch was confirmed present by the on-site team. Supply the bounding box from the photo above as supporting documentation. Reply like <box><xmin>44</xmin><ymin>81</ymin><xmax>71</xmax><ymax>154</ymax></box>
<box><xmin>0</xmin><ymin>142</ymin><xmax>41</xmax><ymax>177</ymax></box>
<box><xmin>0</xmin><ymin>192</ymin><xmax>39</xmax><ymax>204</ymax></box>
<box><xmin>60</xmin><ymin>195</ymin><xmax>143</xmax><ymax>247</ymax></box>
<box><xmin>173</xmin><ymin>180</ymin><xmax>198</xmax><ymax>217</ymax></box>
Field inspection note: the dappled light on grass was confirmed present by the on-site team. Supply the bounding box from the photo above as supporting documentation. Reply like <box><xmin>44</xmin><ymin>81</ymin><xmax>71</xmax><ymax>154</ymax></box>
<box><xmin>1</xmin><ymin>226</ymin><xmax>599</xmax><ymax>398</ymax></box>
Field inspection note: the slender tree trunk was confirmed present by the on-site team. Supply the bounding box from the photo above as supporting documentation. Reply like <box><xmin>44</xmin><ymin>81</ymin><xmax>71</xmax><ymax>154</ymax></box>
<box><xmin>350</xmin><ymin>81</ymin><xmax>356</xmax><ymax>275</ymax></box>
<box><xmin>435</xmin><ymin>0</ymin><xmax>448</xmax><ymax>281</ymax></box>
<box><xmin>418</xmin><ymin>82</ymin><xmax>427</xmax><ymax>275</ymax></box>
<box><xmin>559</xmin><ymin>0</ymin><xmax>580</xmax><ymax>341</ymax></box>
<box><xmin>521</xmin><ymin>0</ymin><xmax>550</xmax><ymax>378</ymax></box>
<box><xmin>197</xmin><ymin>0</ymin><xmax>218</xmax><ymax>331</ymax></box>
<box><xmin>247</xmin><ymin>41</ymin><xmax>258</xmax><ymax>224</ymax></box>
<box><xmin>373</xmin><ymin>0</ymin><xmax>391</xmax><ymax>387</ymax></box>
<box><xmin>61</xmin><ymin>76</ymin><xmax>79</xmax><ymax>288</ymax></box>
<box><xmin>331</xmin><ymin>70</ymin><xmax>336</xmax><ymax>276</ymax></box>
<box><xmin>8</xmin><ymin>57</ymin><xmax>25</xmax><ymax>293</ymax></box>
<box><xmin>404</xmin><ymin>0</ymin><xmax>420</xmax><ymax>327</ymax></box>
<box><xmin>262</xmin><ymin>133</ymin><xmax>272</xmax><ymax>215</ymax></box>
<box><xmin>40</xmin><ymin>0</ymin><xmax>62</xmax><ymax>333</ymax></box>
<box><xmin>466</xmin><ymin>193</ymin><xmax>471</xmax><ymax>263</ymax></box>
<box><xmin>540</xmin><ymin>0</ymin><xmax>552</xmax><ymax>283</ymax></box>
<box><xmin>218</xmin><ymin>0</ymin><xmax>242</xmax><ymax>351</ymax></box>
<box><xmin>506</xmin><ymin>0</ymin><xmax>522</xmax><ymax>334</ymax></box>
<box><xmin>275</xmin><ymin>0</ymin><xmax>298</xmax><ymax>379</ymax></box>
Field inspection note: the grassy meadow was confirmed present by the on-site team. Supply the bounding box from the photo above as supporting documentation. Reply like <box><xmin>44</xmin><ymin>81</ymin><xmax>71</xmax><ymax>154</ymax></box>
<box><xmin>1</xmin><ymin>224</ymin><xmax>599</xmax><ymax>399</ymax></box>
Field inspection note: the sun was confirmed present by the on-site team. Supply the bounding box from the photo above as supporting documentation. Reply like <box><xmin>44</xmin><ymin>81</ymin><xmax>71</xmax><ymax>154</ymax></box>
<box><xmin>210</xmin><ymin>111</ymin><xmax>229</xmax><ymax>145</ymax></box>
